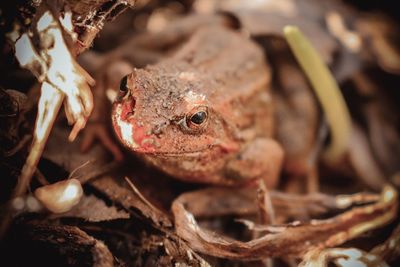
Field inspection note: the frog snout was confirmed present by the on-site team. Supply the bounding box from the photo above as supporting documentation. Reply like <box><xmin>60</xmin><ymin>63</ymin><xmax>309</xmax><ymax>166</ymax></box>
<box><xmin>112</xmin><ymin>98</ymin><xmax>158</xmax><ymax>153</ymax></box>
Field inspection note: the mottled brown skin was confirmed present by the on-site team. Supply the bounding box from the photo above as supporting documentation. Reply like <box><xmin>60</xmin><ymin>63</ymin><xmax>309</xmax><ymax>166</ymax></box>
<box><xmin>112</xmin><ymin>26</ymin><xmax>284</xmax><ymax>187</ymax></box>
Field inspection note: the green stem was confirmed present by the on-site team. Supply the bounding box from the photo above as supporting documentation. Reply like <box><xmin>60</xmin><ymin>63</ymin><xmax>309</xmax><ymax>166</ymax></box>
<box><xmin>284</xmin><ymin>25</ymin><xmax>352</xmax><ymax>163</ymax></box>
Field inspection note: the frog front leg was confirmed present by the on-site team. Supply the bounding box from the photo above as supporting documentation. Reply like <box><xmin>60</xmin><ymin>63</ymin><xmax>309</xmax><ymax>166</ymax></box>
<box><xmin>225</xmin><ymin>138</ymin><xmax>284</xmax><ymax>188</ymax></box>
<box><xmin>80</xmin><ymin>60</ymin><xmax>134</xmax><ymax>160</ymax></box>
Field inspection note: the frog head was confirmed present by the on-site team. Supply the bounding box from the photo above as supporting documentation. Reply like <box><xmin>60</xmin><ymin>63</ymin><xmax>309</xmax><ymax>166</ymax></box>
<box><xmin>111</xmin><ymin>67</ymin><xmax>238</xmax><ymax>159</ymax></box>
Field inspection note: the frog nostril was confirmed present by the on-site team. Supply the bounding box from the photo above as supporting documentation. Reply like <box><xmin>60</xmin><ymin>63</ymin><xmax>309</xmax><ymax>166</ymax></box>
<box><xmin>128</xmin><ymin>98</ymin><xmax>136</xmax><ymax>116</ymax></box>
<box><xmin>120</xmin><ymin>75</ymin><xmax>129</xmax><ymax>93</ymax></box>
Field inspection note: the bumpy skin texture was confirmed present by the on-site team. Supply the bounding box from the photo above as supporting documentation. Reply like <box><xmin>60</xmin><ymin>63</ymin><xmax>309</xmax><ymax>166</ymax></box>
<box><xmin>112</xmin><ymin>26</ymin><xmax>283</xmax><ymax>186</ymax></box>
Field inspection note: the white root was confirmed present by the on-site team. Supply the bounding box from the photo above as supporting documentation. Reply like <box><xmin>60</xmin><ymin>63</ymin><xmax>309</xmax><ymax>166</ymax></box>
<box><xmin>14</xmin><ymin>82</ymin><xmax>64</xmax><ymax>197</ymax></box>
<box><xmin>12</xmin><ymin>9</ymin><xmax>95</xmax><ymax>198</ymax></box>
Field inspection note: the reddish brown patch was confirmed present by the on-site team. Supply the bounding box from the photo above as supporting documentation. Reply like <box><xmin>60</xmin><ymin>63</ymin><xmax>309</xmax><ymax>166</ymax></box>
<box><xmin>132</xmin><ymin>125</ymin><xmax>156</xmax><ymax>153</ymax></box>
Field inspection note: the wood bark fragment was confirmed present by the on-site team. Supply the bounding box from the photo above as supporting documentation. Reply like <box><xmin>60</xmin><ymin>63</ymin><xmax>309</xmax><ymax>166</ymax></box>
<box><xmin>64</xmin><ymin>0</ymin><xmax>136</xmax><ymax>54</ymax></box>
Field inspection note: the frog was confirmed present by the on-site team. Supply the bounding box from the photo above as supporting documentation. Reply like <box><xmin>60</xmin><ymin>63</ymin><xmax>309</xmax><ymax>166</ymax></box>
<box><xmin>80</xmin><ymin>11</ymin><xmax>334</xmax><ymax>190</ymax></box>
<box><xmin>111</xmin><ymin>25</ymin><xmax>284</xmax><ymax>187</ymax></box>
<box><xmin>79</xmin><ymin>0</ymin><xmax>400</xmax><ymax>195</ymax></box>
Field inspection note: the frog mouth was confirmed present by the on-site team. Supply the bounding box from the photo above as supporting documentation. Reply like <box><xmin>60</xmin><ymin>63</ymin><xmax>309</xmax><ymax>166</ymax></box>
<box><xmin>146</xmin><ymin>149</ymin><xmax>209</xmax><ymax>157</ymax></box>
<box><xmin>142</xmin><ymin>141</ymin><xmax>230</xmax><ymax>157</ymax></box>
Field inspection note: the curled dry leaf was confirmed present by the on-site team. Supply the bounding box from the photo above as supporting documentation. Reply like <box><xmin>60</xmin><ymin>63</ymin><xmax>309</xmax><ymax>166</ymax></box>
<box><xmin>171</xmin><ymin>186</ymin><xmax>380</xmax><ymax>222</ymax></box>
<box><xmin>172</xmin><ymin>185</ymin><xmax>397</xmax><ymax>260</ymax></box>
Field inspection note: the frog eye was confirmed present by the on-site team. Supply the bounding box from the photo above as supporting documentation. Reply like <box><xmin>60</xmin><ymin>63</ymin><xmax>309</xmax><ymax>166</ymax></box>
<box><xmin>186</xmin><ymin>106</ymin><xmax>208</xmax><ymax>129</ymax></box>
<box><xmin>190</xmin><ymin>111</ymin><xmax>207</xmax><ymax>125</ymax></box>
<box><xmin>119</xmin><ymin>75</ymin><xmax>129</xmax><ymax>95</ymax></box>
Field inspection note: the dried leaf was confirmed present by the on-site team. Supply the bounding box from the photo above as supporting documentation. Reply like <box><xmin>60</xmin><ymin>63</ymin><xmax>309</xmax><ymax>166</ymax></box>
<box><xmin>90</xmin><ymin>175</ymin><xmax>172</xmax><ymax>228</ymax></box>
<box><xmin>44</xmin><ymin>126</ymin><xmax>109</xmax><ymax>173</ymax></box>
<box><xmin>172</xmin><ymin>186</ymin><xmax>369</xmax><ymax>221</ymax></box>
<box><xmin>51</xmin><ymin>194</ymin><xmax>130</xmax><ymax>222</ymax></box>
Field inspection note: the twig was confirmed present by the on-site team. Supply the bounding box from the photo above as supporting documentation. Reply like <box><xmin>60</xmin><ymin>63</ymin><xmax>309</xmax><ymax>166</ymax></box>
<box><xmin>68</xmin><ymin>160</ymin><xmax>92</xmax><ymax>179</ymax></box>
<box><xmin>124</xmin><ymin>177</ymin><xmax>162</xmax><ymax>215</ymax></box>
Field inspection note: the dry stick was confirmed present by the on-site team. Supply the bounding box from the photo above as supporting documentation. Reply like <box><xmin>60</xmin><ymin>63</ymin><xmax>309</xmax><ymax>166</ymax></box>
<box><xmin>68</xmin><ymin>160</ymin><xmax>93</xmax><ymax>179</ymax></box>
